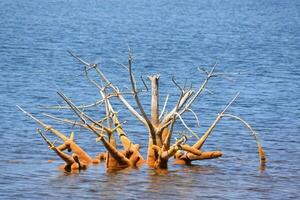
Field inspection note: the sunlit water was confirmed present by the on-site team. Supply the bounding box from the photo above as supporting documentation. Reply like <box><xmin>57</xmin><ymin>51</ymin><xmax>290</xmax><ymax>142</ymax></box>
<box><xmin>0</xmin><ymin>0</ymin><xmax>299</xmax><ymax>199</ymax></box>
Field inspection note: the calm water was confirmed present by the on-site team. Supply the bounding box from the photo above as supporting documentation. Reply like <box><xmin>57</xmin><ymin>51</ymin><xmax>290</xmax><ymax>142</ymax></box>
<box><xmin>1</xmin><ymin>0</ymin><xmax>300</xmax><ymax>199</ymax></box>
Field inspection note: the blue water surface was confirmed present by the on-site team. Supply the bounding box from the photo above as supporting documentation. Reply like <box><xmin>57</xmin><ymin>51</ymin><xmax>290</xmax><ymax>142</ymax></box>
<box><xmin>0</xmin><ymin>0</ymin><xmax>299</xmax><ymax>199</ymax></box>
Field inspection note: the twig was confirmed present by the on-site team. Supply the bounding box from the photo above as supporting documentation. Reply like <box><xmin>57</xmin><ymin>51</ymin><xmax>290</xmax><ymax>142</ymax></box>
<box><xmin>220</xmin><ymin>114</ymin><xmax>259</xmax><ymax>142</ymax></box>
<box><xmin>178</xmin><ymin>64</ymin><xmax>218</xmax><ymax>116</ymax></box>
<box><xmin>175</xmin><ymin>112</ymin><xmax>199</xmax><ymax>139</ymax></box>
<box><xmin>187</xmin><ymin>108</ymin><xmax>200</xmax><ymax>127</ymax></box>
<box><xmin>159</xmin><ymin>90</ymin><xmax>193</xmax><ymax>130</ymax></box>
<box><xmin>92</xmin><ymin>66</ymin><xmax>147</xmax><ymax>126</ymax></box>
<box><xmin>43</xmin><ymin>113</ymin><xmax>85</xmax><ymax>127</ymax></box>
<box><xmin>140</xmin><ymin>75</ymin><xmax>149</xmax><ymax>92</ymax></box>
<box><xmin>17</xmin><ymin>105</ymin><xmax>69</xmax><ymax>141</ymax></box>
<box><xmin>37</xmin><ymin>128</ymin><xmax>54</xmax><ymax>148</ymax></box>
<box><xmin>57</xmin><ymin>92</ymin><xmax>108</xmax><ymax>137</ymax></box>
<box><xmin>159</xmin><ymin>94</ymin><xmax>169</xmax><ymax>120</ymax></box>
<box><xmin>43</xmin><ymin>113</ymin><xmax>107</xmax><ymax>132</ymax></box>
<box><xmin>172</xmin><ymin>76</ymin><xmax>184</xmax><ymax>94</ymax></box>
<box><xmin>162</xmin><ymin>90</ymin><xmax>187</xmax><ymax>148</ymax></box>
<box><xmin>127</xmin><ymin>50</ymin><xmax>152</xmax><ymax>128</ymax></box>
<box><xmin>68</xmin><ymin>50</ymin><xmax>97</xmax><ymax>70</ymax></box>
<box><xmin>39</xmin><ymin>99</ymin><xmax>105</xmax><ymax>110</ymax></box>
<box><xmin>111</xmin><ymin>59</ymin><xmax>129</xmax><ymax>70</ymax></box>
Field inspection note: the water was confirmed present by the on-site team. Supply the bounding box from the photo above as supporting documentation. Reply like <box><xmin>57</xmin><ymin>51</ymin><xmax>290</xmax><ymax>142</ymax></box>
<box><xmin>1</xmin><ymin>0</ymin><xmax>299</xmax><ymax>199</ymax></box>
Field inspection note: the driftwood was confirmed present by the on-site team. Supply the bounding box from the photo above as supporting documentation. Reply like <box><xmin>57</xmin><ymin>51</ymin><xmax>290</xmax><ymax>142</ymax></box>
<box><xmin>18</xmin><ymin>50</ymin><xmax>266</xmax><ymax>172</ymax></box>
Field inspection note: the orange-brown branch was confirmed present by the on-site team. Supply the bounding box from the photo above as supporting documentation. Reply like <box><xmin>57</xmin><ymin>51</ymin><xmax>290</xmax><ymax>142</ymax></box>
<box><xmin>175</xmin><ymin>151</ymin><xmax>223</xmax><ymax>165</ymax></box>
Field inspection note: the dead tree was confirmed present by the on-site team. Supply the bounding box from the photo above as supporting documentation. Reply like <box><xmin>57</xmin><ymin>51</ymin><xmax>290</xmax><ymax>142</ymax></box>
<box><xmin>66</xmin><ymin>50</ymin><xmax>265</xmax><ymax>170</ymax></box>
<box><xmin>18</xmin><ymin>50</ymin><xmax>266</xmax><ymax>171</ymax></box>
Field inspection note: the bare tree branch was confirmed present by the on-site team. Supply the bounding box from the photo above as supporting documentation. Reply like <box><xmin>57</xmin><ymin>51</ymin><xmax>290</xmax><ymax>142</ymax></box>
<box><xmin>162</xmin><ymin>90</ymin><xmax>187</xmax><ymax>149</ymax></box>
<box><xmin>187</xmin><ymin>108</ymin><xmax>201</xmax><ymax>127</ymax></box>
<box><xmin>192</xmin><ymin>92</ymin><xmax>240</xmax><ymax>150</ymax></box>
<box><xmin>160</xmin><ymin>135</ymin><xmax>187</xmax><ymax>160</ymax></box>
<box><xmin>159</xmin><ymin>94</ymin><xmax>169</xmax><ymax>120</ymax></box>
<box><xmin>93</xmin><ymin>65</ymin><xmax>148</xmax><ymax>126</ymax></box>
<box><xmin>172</xmin><ymin>76</ymin><xmax>184</xmax><ymax>94</ymax></box>
<box><xmin>127</xmin><ymin>50</ymin><xmax>153</xmax><ymax>129</ymax></box>
<box><xmin>40</xmin><ymin>99</ymin><xmax>105</xmax><ymax>110</ymax></box>
<box><xmin>159</xmin><ymin>90</ymin><xmax>193</xmax><ymax>129</ymax></box>
<box><xmin>57</xmin><ymin>92</ymin><xmax>109</xmax><ymax>137</ymax></box>
<box><xmin>68</xmin><ymin>50</ymin><xmax>97</xmax><ymax>70</ymax></box>
<box><xmin>17</xmin><ymin>105</ymin><xmax>69</xmax><ymax>141</ymax></box>
<box><xmin>220</xmin><ymin>113</ymin><xmax>266</xmax><ymax>166</ymax></box>
<box><xmin>68</xmin><ymin>50</ymin><xmax>149</xmax><ymax>127</ymax></box>
<box><xmin>37</xmin><ymin>128</ymin><xmax>55</xmax><ymax>148</ymax></box>
<box><xmin>43</xmin><ymin>113</ymin><xmax>107</xmax><ymax>132</ymax></box>
<box><xmin>175</xmin><ymin>112</ymin><xmax>199</xmax><ymax>139</ymax></box>
<box><xmin>178</xmin><ymin>64</ymin><xmax>218</xmax><ymax>116</ymax></box>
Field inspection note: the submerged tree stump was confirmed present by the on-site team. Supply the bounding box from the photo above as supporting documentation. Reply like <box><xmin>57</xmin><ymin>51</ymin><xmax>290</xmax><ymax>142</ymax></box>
<box><xmin>18</xmin><ymin>50</ymin><xmax>266</xmax><ymax>173</ymax></box>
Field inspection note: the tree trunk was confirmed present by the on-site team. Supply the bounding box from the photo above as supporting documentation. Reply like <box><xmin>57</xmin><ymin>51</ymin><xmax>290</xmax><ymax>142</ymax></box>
<box><xmin>106</xmin><ymin>133</ymin><xmax>120</xmax><ymax>169</ymax></box>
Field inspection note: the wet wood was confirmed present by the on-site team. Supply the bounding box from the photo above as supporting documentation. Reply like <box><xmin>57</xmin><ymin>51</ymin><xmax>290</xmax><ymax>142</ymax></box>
<box><xmin>18</xmin><ymin>52</ymin><xmax>266</xmax><ymax>172</ymax></box>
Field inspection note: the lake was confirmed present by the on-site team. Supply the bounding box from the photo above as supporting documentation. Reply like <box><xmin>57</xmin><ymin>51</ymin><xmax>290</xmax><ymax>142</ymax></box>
<box><xmin>0</xmin><ymin>0</ymin><xmax>299</xmax><ymax>199</ymax></box>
